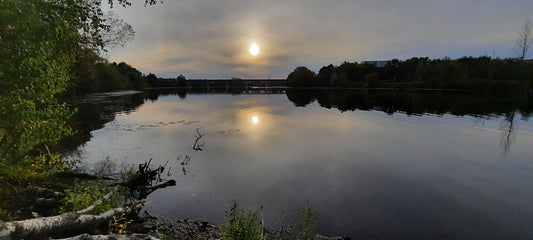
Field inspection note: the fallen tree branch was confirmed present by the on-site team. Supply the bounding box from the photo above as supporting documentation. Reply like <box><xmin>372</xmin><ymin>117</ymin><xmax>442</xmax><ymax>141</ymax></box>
<box><xmin>56</xmin><ymin>172</ymin><xmax>117</xmax><ymax>181</ymax></box>
<box><xmin>0</xmin><ymin>159</ymin><xmax>177</xmax><ymax>239</ymax></box>
<box><xmin>55</xmin><ymin>233</ymin><xmax>160</xmax><ymax>240</ymax></box>
<box><xmin>192</xmin><ymin>127</ymin><xmax>204</xmax><ymax>151</ymax></box>
<box><xmin>0</xmin><ymin>202</ymin><xmax>144</xmax><ymax>240</ymax></box>
<box><xmin>135</xmin><ymin>179</ymin><xmax>176</xmax><ymax>199</ymax></box>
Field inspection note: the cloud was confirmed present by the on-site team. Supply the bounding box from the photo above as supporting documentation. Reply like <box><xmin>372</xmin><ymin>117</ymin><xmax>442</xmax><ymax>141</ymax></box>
<box><xmin>105</xmin><ymin>0</ymin><xmax>533</xmax><ymax>78</ymax></box>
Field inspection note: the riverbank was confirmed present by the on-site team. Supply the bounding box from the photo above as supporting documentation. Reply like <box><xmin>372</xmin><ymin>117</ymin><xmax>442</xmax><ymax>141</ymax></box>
<box><xmin>137</xmin><ymin>213</ymin><xmax>349</xmax><ymax>240</ymax></box>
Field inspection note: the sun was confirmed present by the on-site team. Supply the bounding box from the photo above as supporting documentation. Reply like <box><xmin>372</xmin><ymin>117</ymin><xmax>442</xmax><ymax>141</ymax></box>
<box><xmin>249</xmin><ymin>43</ymin><xmax>260</xmax><ymax>56</ymax></box>
<box><xmin>252</xmin><ymin>116</ymin><xmax>259</xmax><ymax>124</ymax></box>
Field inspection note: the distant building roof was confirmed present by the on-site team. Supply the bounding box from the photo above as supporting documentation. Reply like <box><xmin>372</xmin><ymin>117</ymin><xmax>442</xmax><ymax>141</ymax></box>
<box><xmin>361</xmin><ymin>60</ymin><xmax>390</xmax><ymax>68</ymax></box>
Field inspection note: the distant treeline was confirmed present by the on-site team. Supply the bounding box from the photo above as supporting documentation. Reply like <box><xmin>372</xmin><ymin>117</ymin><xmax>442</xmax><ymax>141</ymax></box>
<box><xmin>68</xmin><ymin>49</ymin><xmax>151</xmax><ymax>93</ymax></box>
<box><xmin>68</xmin><ymin>50</ymin><xmax>288</xmax><ymax>93</ymax></box>
<box><xmin>287</xmin><ymin>57</ymin><xmax>533</xmax><ymax>89</ymax></box>
<box><xmin>69</xmin><ymin>54</ymin><xmax>533</xmax><ymax>94</ymax></box>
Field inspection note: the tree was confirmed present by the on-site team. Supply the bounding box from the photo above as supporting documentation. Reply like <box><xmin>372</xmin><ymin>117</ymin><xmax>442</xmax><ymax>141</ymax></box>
<box><xmin>337</xmin><ymin>61</ymin><xmax>360</xmax><ymax>82</ymax></box>
<box><xmin>516</xmin><ymin>18</ymin><xmax>531</xmax><ymax>62</ymax></box>
<box><xmin>176</xmin><ymin>74</ymin><xmax>187</xmax><ymax>82</ymax></box>
<box><xmin>71</xmin><ymin>48</ymin><xmax>107</xmax><ymax>93</ymax></box>
<box><xmin>117</xmin><ymin>62</ymin><xmax>145</xmax><ymax>90</ymax></box>
<box><xmin>516</xmin><ymin>18</ymin><xmax>531</xmax><ymax>81</ymax></box>
<box><xmin>287</xmin><ymin>66</ymin><xmax>316</xmax><ymax>87</ymax></box>
<box><xmin>364</xmin><ymin>73</ymin><xmax>380</xmax><ymax>87</ymax></box>
<box><xmin>0</xmin><ymin>1</ymin><xmax>79</xmax><ymax>180</ymax></box>
<box><xmin>316</xmin><ymin>64</ymin><xmax>334</xmax><ymax>86</ymax></box>
<box><xmin>101</xmin><ymin>12</ymin><xmax>135</xmax><ymax>49</ymax></box>
<box><xmin>145</xmin><ymin>73</ymin><xmax>159</xmax><ymax>87</ymax></box>
<box><xmin>0</xmin><ymin>0</ymin><xmax>136</xmax><ymax>195</ymax></box>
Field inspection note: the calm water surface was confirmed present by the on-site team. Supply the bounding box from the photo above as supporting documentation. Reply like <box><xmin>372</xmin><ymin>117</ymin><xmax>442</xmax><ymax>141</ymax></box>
<box><xmin>66</xmin><ymin>90</ymin><xmax>533</xmax><ymax>239</ymax></box>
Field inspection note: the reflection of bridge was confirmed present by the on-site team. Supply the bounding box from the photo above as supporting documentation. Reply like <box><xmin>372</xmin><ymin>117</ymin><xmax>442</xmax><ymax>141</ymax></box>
<box><xmin>184</xmin><ymin>79</ymin><xmax>286</xmax><ymax>91</ymax></box>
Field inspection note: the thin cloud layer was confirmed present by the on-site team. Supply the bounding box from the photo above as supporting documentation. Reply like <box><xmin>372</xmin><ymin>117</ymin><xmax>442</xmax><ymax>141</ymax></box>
<box><xmin>105</xmin><ymin>0</ymin><xmax>533</xmax><ymax>78</ymax></box>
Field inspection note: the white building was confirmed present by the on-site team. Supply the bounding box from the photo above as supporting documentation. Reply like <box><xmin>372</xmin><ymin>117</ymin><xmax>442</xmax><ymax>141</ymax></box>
<box><xmin>361</xmin><ymin>60</ymin><xmax>390</xmax><ymax>68</ymax></box>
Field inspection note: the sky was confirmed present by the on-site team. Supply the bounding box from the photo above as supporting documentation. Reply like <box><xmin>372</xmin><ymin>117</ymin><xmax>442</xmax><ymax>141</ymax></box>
<box><xmin>104</xmin><ymin>0</ymin><xmax>533</xmax><ymax>79</ymax></box>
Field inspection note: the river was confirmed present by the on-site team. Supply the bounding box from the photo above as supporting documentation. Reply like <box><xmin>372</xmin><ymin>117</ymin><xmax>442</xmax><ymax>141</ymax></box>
<box><xmin>63</xmin><ymin>88</ymin><xmax>533</xmax><ymax>239</ymax></box>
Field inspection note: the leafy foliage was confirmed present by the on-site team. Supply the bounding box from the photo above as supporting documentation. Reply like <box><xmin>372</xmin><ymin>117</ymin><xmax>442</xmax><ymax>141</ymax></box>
<box><xmin>221</xmin><ymin>202</ymin><xmax>265</xmax><ymax>240</ymax></box>
<box><xmin>58</xmin><ymin>180</ymin><xmax>121</xmax><ymax>214</ymax></box>
<box><xmin>0</xmin><ymin>1</ymin><xmax>78</xmax><ymax>180</ymax></box>
<box><xmin>296</xmin><ymin>202</ymin><xmax>317</xmax><ymax>240</ymax></box>
<box><xmin>0</xmin><ymin>0</ymin><xmax>139</xmax><ymax>184</ymax></box>
<box><xmin>287</xmin><ymin>67</ymin><xmax>316</xmax><ymax>87</ymax></box>
<box><xmin>70</xmin><ymin>50</ymin><xmax>148</xmax><ymax>93</ymax></box>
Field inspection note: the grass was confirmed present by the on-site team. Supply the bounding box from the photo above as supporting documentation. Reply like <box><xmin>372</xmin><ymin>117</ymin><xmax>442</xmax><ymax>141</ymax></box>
<box><xmin>221</xmin><ymin>201</ymin><xmax>265</xmax><ymax>240</ymax></box>
<box><xmin>58</xmin><ymin>179</ymin><xmax>121</xmax><ymax>214</ymax></box>
<box><xmin>296</xmin><ymin>201</ymin><xmax>317</xmax><ymax>240</ymax></box>
<box><xmin>220</xmin><ymin>201</ymin><xmax>318</xmax><ymax>240</ymax></box>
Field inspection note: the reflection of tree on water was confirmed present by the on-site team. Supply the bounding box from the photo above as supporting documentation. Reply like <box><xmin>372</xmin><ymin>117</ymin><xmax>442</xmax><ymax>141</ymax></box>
<box><xmin>286</xmin><ymin>89</ymin><xmax>316</xmax><ymax>107</ymax></box>
<box><xmin>63</xmin><ymin>89</ymin><xmax>533</xmax><ymax>158</ymax></box>
<box><xmin>286</xmin><ymin>89</ymin><xmax>533</xmax><ymax>117</ymax></box>
<box><xmin>60</xmin><ymin>93</ymin><xmax>146</xmax><ymax>154</ymax></box>
<box><xmin>286</xmin><ymin>89</ymin><xmax>533</xmax><ymax>155</ymax></box>
<box><xmin>177</xmin><ymin>155</ymin><xmax>191</xmax><ymax>176</ymax></box>
<box><xmin>500</xmin><ymin>110</ymin><xmax>517</xmax><ymax>155</ymax></box>
<box><xmin>287</xmin><ymin>89</ymin><xmax>533</xmax><ymax>117</ymax></box>
<box><xmin>63</xmin><ymin>88</ymin><xmax>288</xmax><ymax>159</ymax></box>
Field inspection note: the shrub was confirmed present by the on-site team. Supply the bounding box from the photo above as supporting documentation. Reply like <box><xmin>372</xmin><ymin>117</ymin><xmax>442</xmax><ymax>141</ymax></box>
<box><xmin>221</xmin><ymin>201</ymin><xmax>265</xmax><ymax>240</ymax></box>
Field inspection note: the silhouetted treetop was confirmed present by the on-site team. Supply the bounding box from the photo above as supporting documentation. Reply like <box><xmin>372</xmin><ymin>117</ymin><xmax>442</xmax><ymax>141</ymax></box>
<box><xmin>287</xmin><ymin>66</ymin><xmax>316</xmax><ymax>87</ymax></box>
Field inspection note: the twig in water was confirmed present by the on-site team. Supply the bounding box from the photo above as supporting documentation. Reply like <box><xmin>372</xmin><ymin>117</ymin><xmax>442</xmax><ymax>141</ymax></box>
<box><xmin>193</xmin><ymin>127</ymin><xmax>205</xmax><ymax>151</ymax></box>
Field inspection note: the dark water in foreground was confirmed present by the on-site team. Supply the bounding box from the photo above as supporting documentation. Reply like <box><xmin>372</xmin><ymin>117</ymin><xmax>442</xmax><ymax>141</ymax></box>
<box><xmin>64</xmin><ymin>89</ymin><xmax>533</xmax><ymax>239</ymax></box>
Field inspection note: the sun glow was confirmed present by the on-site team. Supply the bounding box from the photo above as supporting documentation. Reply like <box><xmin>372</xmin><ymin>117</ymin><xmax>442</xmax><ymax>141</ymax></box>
<box><xmin>252</xmin><ymin>116</ymin><xmax>259</xmax><ymax>124</ymax></box>
<box><xmin>249</xmin><ymin>43</ymin><xmax>260</xmax><ymax>56</ymax></box>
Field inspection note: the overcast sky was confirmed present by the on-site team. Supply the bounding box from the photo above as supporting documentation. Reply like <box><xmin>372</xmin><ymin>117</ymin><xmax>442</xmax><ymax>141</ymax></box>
<box><xmin>104</xmin><ymin>0</ymin><xmax>532</xmax><ymax>79</ymax></box>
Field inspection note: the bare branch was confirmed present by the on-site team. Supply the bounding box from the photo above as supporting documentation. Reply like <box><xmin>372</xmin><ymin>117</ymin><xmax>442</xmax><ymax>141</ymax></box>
<box><xmin>101</xmin><ymin>11</ymin><xmax>135</xmax><ymax>50</ymax></box>
<box><xmin>193</xmin><ymin>127</ymin><xmax>205</xmax><ymax>151</ymax></box>
<box><xmin>516</xmin><ymin>18</ymin><xmax>531</xmax><ymax>61</ymax></box>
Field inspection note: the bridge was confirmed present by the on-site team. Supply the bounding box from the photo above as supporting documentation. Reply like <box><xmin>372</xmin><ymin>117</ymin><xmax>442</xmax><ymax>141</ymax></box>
<box><xmin>184</xmin><ymin>79</ymin><xmax>287</xmax><ymax>91</ymax></box>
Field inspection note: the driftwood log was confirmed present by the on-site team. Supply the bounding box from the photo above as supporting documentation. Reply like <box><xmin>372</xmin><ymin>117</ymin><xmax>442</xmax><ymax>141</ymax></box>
<box><xmin>0</xmin><ymin>160</ymin><xmax>176</xmax><ymax>239</ymax></box>
<box><xmin>0</xmin><ymin>203</ymin><xmax>143</xmax><ymax>240</ymax></box>
<box><xmin>56</xmin><ymin>233</ymin><xmax>159</xmax><ymax>240</ymax></box>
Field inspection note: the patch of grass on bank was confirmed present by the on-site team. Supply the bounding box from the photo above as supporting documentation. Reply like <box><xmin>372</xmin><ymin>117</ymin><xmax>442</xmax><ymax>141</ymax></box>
<box><xmin>58</xmin><ymin>179</ymin><xmax>121</xmax><ymax>214</ymax></box>
<box><xmin>296</xmin><ymin>201</ymin><xmax>317</xmax><ymax>240</ymax></box>
<box><xmin>221</xmin><ymin>201</ymin><xmax>265</xmax><ymax>240</ymax></box>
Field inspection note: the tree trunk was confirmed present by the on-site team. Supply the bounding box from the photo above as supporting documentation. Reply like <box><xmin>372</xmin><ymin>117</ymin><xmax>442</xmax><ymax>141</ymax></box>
<box><xmin>0</xmin><ymin>203</ymin><xmax>143</xmax><ymax>240</ymax></box>
<box><xmin>56</xmin><ymin>233</ymin><xmax>159</xmax><ymax>240</ymax></box>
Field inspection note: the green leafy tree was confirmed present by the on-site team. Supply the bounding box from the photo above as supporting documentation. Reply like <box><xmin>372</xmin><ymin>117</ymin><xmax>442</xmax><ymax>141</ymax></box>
<box><xmin>364</xmin><ymin>73</ymin><xmax>380</xmax><ymax>87</ymax></box>
<box><xmin>117</xmin><ymin>62</ymin><xmax>145</xmax><ymax>90</ymax></box>
<box><xmin>175</xmin><ymin>74</ymin><xmax>187</xmax><ymax>87</ymax></box>
<box><xmin>145</xmin><ymin>73</ymin><xmax>159</xmax><ymax>87</ymax></box>
<box><xmin>0</xmin><ymin>1</ymin><xmax>81</xmax><ymax>180</ymax></box>
<box><xmin>70</xmin><ymin>48</ymin><xmax>106</xmax><ymax>93</ymax></box>
<box><xmin>287</xmin><ymin>66</ymin><xmax>316</xmax><ymax>87</ymax></box>
<box><xmin>176</xmin><ymin>74</ymin><xmax>186</xmax><ymax>82</ymax></box>
<box><xmin>0</xmin><ymin>0</ymin><xmax>134</xmax><ymax>180</ymax></box>
<box><xmin>316</xmin><ymin>64</ymin><xmax>334</xmax><ymax>86</ymax></box>
<box><xmin>337</xmin><ymin>61</ymin><xmax>360</xmax><ymax>82</ymax></box>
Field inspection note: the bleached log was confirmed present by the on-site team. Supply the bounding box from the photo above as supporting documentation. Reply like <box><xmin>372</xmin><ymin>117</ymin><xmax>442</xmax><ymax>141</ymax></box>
<box><xmin>0</xmin><ymin>203</ymin><xmax>143</xmax><ymax>240</ymax></box>
<box><xmin>55</xmin><ymin>233</ymin><xmax>159</xmax><ymax>240</ymax></box>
